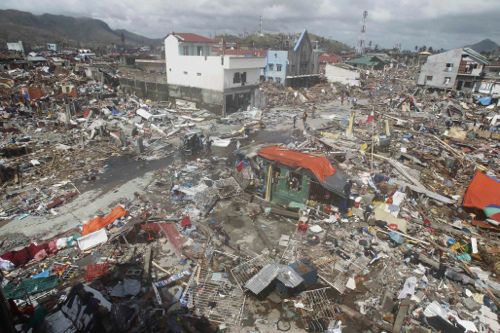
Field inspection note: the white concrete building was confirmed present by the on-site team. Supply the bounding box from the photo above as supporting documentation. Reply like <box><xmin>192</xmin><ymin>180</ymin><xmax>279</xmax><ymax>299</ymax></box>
<box><xmin>478</xmin><ymin>63</ymin><xmax>500</xmax><ymax>97</ymax></box>
<box><xmin>165</xmin><ymin>33</ymin><xmax>266</xmax><ymax>115</ymax></box>
<box><xmin>325</xmin><ymin>64</ymin><xmax>360</xmax><ymax>87</ymax></box>
<box><xmin>6</xmin><ymin>41</ymin><xmax>24</xmax><ymax>53</ymax></box>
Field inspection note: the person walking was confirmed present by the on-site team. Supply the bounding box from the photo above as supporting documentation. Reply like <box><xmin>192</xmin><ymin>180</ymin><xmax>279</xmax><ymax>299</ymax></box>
<box><xmin>302</xmin><ymin>111</ymin><xmax>308</xmax><ymax>128</ymax></box>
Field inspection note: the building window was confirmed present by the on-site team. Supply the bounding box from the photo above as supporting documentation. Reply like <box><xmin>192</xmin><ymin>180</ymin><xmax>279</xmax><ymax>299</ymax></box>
<box><xmin>463</xmin><ymin>81</ymin><xmax>473</xmax><ymax>88</ymax></box>
<box><xmin>183</xmin><ymin>46</ymin><xmax>189</xmax><ymax>55</ymax></box>
<box><xmin>241</xmin><ymin>72</ymin><xmax>246</xmax><ymax>84</ymax></box>
<box><xmin>276</xmin><ymin>64</ymin><xmax>282</xmax><ymax>71</ymax></box>
<box><xmin>183</xmin><ymin>71</ymin><xmax>188</xmax><ymax>75</ymax></box>
<box><xmin>443</xmin><ymin>77</ymin><xmax>451</xmax><ymax>85</ymax></box>
<box><xmin>268</xmin><ymin>63</ymin><xmax>274</xmax><ymax>71</ymax></box>
<box><xmin>276</xmin><ymin>77</ymin><xmax>281</xmax><ymax>84</ymax></box>
<box><xmin>233</xmin><ymin>72</ymin><xmax>241</xmax><ymax>83</ymax></box>
<box><xmin>196</xmin><ymin>73</ymin><xmax>202</xmax><ymax>76</ymax></box>
<box><xmin>426</xmin><ymin>75</ymin><xmax>433</xmax><ymax>81</ymax></box>
<box><xmin>288</xmin><ymin>172</ymin><xmax>302</xmax><ymax>192</ymax></box>
<box><xmin>445</xmin><ymin>63</ymin><xmax>453</xmax><ymax>72</ymax></box>
<box><xmin>197</xmin><ymin>46</ymin><xmax>203</xmax><ymax>56</ymax></box>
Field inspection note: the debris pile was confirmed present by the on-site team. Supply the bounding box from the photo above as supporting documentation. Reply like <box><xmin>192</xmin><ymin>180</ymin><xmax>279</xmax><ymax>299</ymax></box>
<box><xmin>0</xmin><ymin>57</ymin><xmax>499</xmax><ymax>333</ymax></box>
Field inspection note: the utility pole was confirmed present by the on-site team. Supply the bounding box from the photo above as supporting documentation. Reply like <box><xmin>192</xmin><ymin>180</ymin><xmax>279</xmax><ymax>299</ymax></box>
<box><xmin>370</xmin><ymin>106</ymin><xmax>375</xmax><ymax>174</ymax></box>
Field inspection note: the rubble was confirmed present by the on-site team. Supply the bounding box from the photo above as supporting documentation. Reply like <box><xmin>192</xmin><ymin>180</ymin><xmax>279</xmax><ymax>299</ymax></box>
<box><xmin>0</xmin><ymin>51</ymin><xmax>499</xmax><ymax>333</ymax></box>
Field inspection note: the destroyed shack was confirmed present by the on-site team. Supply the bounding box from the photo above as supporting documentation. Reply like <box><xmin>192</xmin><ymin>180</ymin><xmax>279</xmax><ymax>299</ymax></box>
<box><xmin>255</xmin><ymin>145</ymin><xmax>348</xmax><ymax>208</ymax></box>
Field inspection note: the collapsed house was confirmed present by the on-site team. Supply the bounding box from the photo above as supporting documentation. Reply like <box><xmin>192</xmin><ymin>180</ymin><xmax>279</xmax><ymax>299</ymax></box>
<box><xmin>251</xmin><ymin>145</ymin><xmax>348</xmax><ymax>208</ymax></box>
<box><xmin>417</xmin><ymin>48</ymin><xmax>489</xmax><ymax>92</ymax></box>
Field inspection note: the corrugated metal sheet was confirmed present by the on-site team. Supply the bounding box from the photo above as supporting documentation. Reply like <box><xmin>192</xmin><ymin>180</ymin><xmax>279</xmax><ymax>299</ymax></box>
<box><xmin>277</xmin><ymin>266</ymin><xmax>304</xmax><ymax>288</ymax></box>
<box><xmin>244</xmin><ymin>264</ymin><xmax>279</xmax><ymax>294</ymax></box>
<box><xmin>244</xmin><ymin>263</ymin><xmax>304</xmax><ymax>295</ymax></box>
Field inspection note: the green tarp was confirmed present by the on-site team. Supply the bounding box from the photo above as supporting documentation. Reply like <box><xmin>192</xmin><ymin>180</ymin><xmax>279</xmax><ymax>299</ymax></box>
<box><xmin>3</xmin><ymin>275</ymin><xmax>59</xmax><ymax>299</ymax></box>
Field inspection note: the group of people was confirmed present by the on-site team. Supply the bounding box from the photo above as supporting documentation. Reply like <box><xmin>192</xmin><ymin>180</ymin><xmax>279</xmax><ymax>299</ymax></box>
<box><xmin>340</xmin><ymin>90</ymin><xmax>357</xmax><ymax>107</ymax></box>
<box><xmin>292</xmin><ymin>108</ymin><xmax>316</xmax><ymax>129</ymax></box>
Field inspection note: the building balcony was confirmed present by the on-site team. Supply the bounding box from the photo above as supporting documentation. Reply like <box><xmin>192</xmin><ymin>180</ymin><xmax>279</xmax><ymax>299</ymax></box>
<box><xmin>224</xmin><ymin>56</ymin><xmax>266</xmax><ymax>70</ymax></box>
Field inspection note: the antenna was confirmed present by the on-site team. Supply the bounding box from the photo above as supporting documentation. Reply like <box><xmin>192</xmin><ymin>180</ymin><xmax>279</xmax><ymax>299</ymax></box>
<box><xmin>357</xmin><ymin>10</ymin><xmax>368</xmax><ymax>55</ymax></box>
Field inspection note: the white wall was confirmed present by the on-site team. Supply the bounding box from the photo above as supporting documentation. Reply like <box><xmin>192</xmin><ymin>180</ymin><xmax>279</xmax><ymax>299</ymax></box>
<box><xmin>225</xmin><ymin>57</ymin><xmax>265</xmax><ymax>70</ymax></box>
<box><xmin>7</xmin><ymin>42</ymin><xmax>23</xmax><ymax>52</ymax></box>
<box><xmin>478</xmin><ymin>81</ymin><xmax>500</xmax><ymax>97</ymax></box>
<box><xmin>325</xmin><ymin>64</ymin><xmax>360</xmax><ymax>86</ymax></box>
<box><xmin>224</xmin><ymin>68</ymin><xmax>262</xmax><ymax>89</ymax></box>
<box><xmin>167</xmin><ymin>55</ymin><xmax>225</xmax><ymax>91</ymax></box>
<box><xmin>165</xmin><ymin>35</ymin><xmax>224</xmax><ymax>91</ymax></box>
<box><xmin>417</xmin><ymin>49</ymin><xmax>463</xmax><ymax>88</ymax></box>
<box><xmin>494</xmin><ymin>84</ymin><xmax>500</xmax><ymax>97</ymax></box>
<box><xmin>165</xmin><ymin>35</ymin><xmax>265</xmax><ymax>92</ymax></box>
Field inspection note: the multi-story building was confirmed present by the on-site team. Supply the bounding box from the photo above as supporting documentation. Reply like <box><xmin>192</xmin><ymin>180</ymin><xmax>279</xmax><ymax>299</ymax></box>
<box><xmin>417</xmin><ymin>48</ymin><xmax>489</xmax><ymax>92</ymax></box>
<box><xmin>478</xmin><ymin>62</ymin><xmax>500</xmax><ymax>97</ymax></box>
<box><xmin>263</xmin><ymin>29</ymin><xmax>320</xmax><ymax>86</ymax></box>
<box><xmin>264</xmin><ymin>50</ymin><xmax>288</xmax><ymax>84</ymax></box>
<box><xmin>164</xmin><ymin>32</ymin><xmax>265</xmax><ymax>115</ymax></box>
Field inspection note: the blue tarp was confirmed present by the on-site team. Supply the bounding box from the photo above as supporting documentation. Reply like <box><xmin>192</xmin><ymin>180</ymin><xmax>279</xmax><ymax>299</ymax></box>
<box><xmin>478</xmin><ymin>96</ymin><xmax>492</xmax><ymax>106</ymax></box>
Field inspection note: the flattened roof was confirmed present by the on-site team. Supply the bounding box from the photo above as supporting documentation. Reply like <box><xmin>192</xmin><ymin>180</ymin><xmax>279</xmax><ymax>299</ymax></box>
<box><xmin>213</xmin><ymin>48</ymin><xmax>267</xmax><ymax>57</ymax></box>
<box><xmin>258</xmin><ymin>145</ymin><xmax>336</xmax><ymax>181</ymax></box>
<box><xmin>172</xmin><ymin>33</ymin><xmax>217</xmax><ymax>44</ymax></box>
<box><xmin>319</xmin><ymin>53</ymin><xmax>342</xmax><ymax>64</ymax></box>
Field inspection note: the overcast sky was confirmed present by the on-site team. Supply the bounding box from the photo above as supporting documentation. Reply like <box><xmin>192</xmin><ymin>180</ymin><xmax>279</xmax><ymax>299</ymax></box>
<box><xmin>1</xmin><ymin>0</ymin><xmax>499</xmax><ymax>50</ymax></box>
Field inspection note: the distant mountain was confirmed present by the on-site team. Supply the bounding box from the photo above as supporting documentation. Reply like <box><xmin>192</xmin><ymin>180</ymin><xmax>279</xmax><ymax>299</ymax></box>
<box><xmin>465</xmin><ymin>38</ymin><xmax>499</xmax><ymax>53</ymax></box>
<box><xmin>0</xmin><ymin>9</ymin><xmax>161</xmax><ymax>49</ymax></box>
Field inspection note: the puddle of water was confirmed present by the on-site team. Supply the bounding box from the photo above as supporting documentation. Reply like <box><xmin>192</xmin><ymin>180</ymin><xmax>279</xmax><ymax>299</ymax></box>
<box><xmin>252</xmin><ymin>129</ymin><xmax>300</xmax><ymax>145</ymax></box>
<box><xmin>77</xmin><ymin>154</ymin><xmax>175</xmax><ymax>193</ymax></box>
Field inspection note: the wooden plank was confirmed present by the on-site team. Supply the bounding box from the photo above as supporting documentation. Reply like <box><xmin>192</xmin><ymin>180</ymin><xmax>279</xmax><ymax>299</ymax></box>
<box><xmin>143</xmin><ymin>245</ymin><xmax>152</xmax><ymax>281</ymax></box>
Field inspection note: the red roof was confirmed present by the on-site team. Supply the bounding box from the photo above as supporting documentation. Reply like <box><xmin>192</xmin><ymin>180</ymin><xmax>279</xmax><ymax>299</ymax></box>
<box><xmin>213</xmin><ymin>48</ymin><xmax>266</xmax><ymax>57</ymax></box>
<box><xmin>258</xmin><ymin>145</ymin><xmax>336</xmax><ymax>181</ymax></box>
<box><xmin>319</xmin><ymin>53</ymin><xmax>341</xmax><ymax>64</ymax></box>
<box><xmin>173</xmin><ymin>33</ymin><xmax>217</xmax><ymax>44</ymax></box>
<box><xmin>463</xmin><ymin>171</ymin><xmax>500</xmax><ymax>222</ymax></box>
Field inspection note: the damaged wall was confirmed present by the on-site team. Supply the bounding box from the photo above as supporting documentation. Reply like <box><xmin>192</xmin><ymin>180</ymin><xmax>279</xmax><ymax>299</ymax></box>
<box><xmin>168</xmin><ymin>84</ymin><xmax>224</xmax><ymax>114</ymax></box>
<box><xmin>119</xmin><ymin>77</ymin><xmax>169</xmax><ymax>101</ymax></box>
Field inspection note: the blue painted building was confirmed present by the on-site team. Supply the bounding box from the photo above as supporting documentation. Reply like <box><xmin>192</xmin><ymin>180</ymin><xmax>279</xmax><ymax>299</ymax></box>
<box><xmin>263</xmin><ymin>29</ymin><xmax>320</xmax><ymax>87</ymax></box>
<box><xmin>264</xmin><ymin>50</ymin><xmax>288</xmax><ymax>85</ymax></box>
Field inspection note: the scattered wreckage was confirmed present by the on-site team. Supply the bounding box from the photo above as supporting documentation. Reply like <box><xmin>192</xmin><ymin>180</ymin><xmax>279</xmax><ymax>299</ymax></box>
<box><xmin>0</xmin><ymin>58</ymin><xmax>499</xmax><ymax>333</ymax></box>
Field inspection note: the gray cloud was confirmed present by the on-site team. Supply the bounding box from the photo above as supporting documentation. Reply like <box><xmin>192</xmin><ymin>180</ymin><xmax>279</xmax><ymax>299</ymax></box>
<box><xmin>0</xmin><ymin>0</ymin><xmax>499</xmax><ymax>50</ymax></box>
